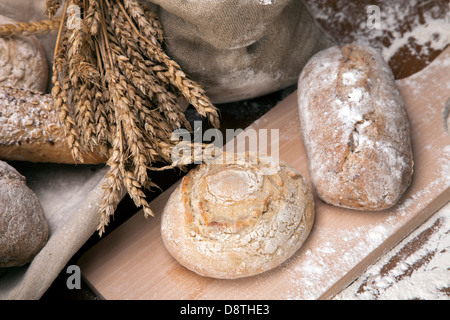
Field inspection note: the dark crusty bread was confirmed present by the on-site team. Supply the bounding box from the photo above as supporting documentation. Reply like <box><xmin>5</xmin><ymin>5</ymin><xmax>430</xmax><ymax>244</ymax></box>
<box><xmin>297</xmin><ymin>44</ymin><xmax>413</xmax><ymax>211</ymax></box>
<box><xmin>0</xmin><ymin>160</ymin><xmax>49</xmax><ymax>267</ymax></box>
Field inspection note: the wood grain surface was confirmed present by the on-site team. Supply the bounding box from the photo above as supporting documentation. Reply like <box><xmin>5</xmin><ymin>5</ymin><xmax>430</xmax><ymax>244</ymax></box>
<box><xmin>78</xmin><ymin>46</ymin><xmax>450</xmax><ymax>300</ymax></box>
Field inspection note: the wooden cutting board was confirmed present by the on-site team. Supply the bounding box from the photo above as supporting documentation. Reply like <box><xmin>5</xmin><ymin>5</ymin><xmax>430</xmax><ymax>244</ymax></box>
<box><xmin>78</xmin><ymin>46</ymin><xmax>450</xmax><ymax>300</ymax></box>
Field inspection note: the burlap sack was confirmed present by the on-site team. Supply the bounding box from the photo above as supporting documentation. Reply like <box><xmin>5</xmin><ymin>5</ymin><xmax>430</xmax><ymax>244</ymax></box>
<box><xmin>147</xmin><ymin>0</ymin><xmax>335</xmax><ymax>103</ymax></box>
<box><xmin>0</xmin><ymin>0</ymin><xmax>333</xmax><ymax>299</ymax></box>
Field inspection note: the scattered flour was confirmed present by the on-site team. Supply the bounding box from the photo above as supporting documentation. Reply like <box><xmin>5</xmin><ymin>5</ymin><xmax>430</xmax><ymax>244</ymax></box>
<box><xmin>259</xmin><ymin>0</ymin><xmax>273</xmax><ymax>5</ymax></box>
<box><xmin>284</xmin><ymin>222</ymin><xmax>392</xmax><ymax>300</ymax></box>
<box><xmin>0</xmin><ymin>88</ymin><xmax>59</xmax><ymax>146</ymax></box>
<box><xmin>376</xmin><ymin>10</ymin><xmax>450</xmax><ymax>63</ymax></box>
<box><xmin>348</xmin><ymin>87</ymin><xmax>364</xmax><ymax>103</ymax></box>
<box><xmin>306</xmin><ymin>0</ymin><xmax>450</xmax><ymax>73</ymax></box>
<box><xmin>442</xmin><ymin>145</ymin><xmax>450</xmax><ymax>186</ymax></box>
<box><xmin>342</xmin><ymin>70</ymin><xmax>363</xmax><ymax>86</ymax></box>
<box><xmin>334</xmin><ymin>201</ymin><xmax>450</xmax><ymax>300</ymax></box>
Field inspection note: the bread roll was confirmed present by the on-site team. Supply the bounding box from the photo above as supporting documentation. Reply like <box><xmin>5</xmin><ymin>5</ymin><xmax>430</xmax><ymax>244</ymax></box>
<box><xmin>0</xmin><ymin>86</ymin><xmax>106</xmax><ymax>164</ymax></box>
<box><xmin>297</xmin><ymin>44</ymin><xmax>413</xmax><ymax>211</ymax></box>
<box><xmin>161</xmin><ymin>152</ymin><xmax>314</xmax><ymax>279</ymax></box>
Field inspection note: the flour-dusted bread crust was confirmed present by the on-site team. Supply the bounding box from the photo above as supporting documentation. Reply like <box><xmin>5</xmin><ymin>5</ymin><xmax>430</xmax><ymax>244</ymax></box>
<box><xmin>0</xmin><ymin>14</ymin><xmax>48</xmax><ymax>92</ymax></box>
<box><xmin>297</xmin><ymin>44</ymin><xmax>413</xmax><ymax>211</ymax></box>
<box><xmin>0</xmin><ymin>160</ymin><xmax>48</xmax><ymax>267</ymax></box>
<box><xmin>161</xmin><ymin>152</ymin><xmax>314</xmax><ymax>279</ymax></box>
<box><xmin>0</xmin><ymin>86</ymin><xmax>106</xmax><ymax>164</ymax></box>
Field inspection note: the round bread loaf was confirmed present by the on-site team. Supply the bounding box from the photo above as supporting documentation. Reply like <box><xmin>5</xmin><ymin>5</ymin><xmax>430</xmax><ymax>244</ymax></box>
<box><xmin>161</xmin><ymin>152</ymin><xmax>315</xmax><ymax>279</ymax></box>
<box><xmin>0</xmin><ymin>160</ymin><xmax>49</xmax><ymax>267</ymax></box>
<box><xmin>297</xmin><ymin>43</ymin><xmax>413</xmax><ymax>211</ymax></box>
<box><xmin>0</xmin><ymin>14</ymin><xmax>48</xmax><ymax>92</ymax></box>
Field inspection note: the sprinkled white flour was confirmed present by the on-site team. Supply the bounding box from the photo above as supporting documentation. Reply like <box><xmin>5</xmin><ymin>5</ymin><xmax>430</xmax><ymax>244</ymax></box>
<box><xmin>347</xmin><ymin>87</ymin><xmax>364</xmax><ymax>103</ymax></box>
<box><xmin>334</xmin><ymin>201</ymin><xmax>450</xmax><ymax>300</ymax></box>
<box><xmin>375</xmin><ymin>8</ymin><xmax>450</xmax><ymax>63</ymax></box>
<box><xmin>282</xmin><ymin>216</ymin><xmax>398</xmax><ymax>300</ymax></box>
<box><xmin>259</xmin><ymin>0</ymin><xmax>273</xmax><ymax>5</ymax></box>
<box><xmin>306</xmin><ymin>0</ymin><xmax>450</xmax><ymax>75</ymax></box>
<box><xmin>442</xmin><ymin>145</ymin><xmax>450</xmax><ymax>186</ymax></box>
<box><xmin>342</xmin><ymin>70</ymin><xmax>363</xmax><ymax>86</ymax></box>
<box><xmin>337</xmin><ymin>102</ymin><xmax>363</xmax><ymax>126</ymax></box>
<box><xmin>0</xmin><ymin>88</ymin><xmax>59</xmax><ymax>146</ymax></box>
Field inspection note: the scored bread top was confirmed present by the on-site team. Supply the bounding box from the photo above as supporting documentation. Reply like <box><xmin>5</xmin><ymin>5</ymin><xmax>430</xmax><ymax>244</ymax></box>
<box><xmin>161</xmin><ymin>152</ymin><xmax>315</xmax><ymax>279</ymax></box>
<box><xmin>297</xmin><ymin>44</ymin><xmax>413</xmax><ymax>211</ymax></box>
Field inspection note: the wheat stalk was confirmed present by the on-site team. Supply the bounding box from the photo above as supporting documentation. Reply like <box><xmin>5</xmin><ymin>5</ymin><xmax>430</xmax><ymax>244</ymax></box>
<box><xmin>115</xmin><ymin>1</ymin><xmax>221</xmax><ymax>129</ymax></box>
<box><xmin>108</xmin><ymin>9</ymin><xmax>190</xmax><ymax>131</ymax></box>
<box><xmin>122</xmin><ymin>0</ymin><xmax>159</xmax><ymax>46</ymax></box>
<box><xmin>0</xmin><ymin>18</ymin><xmax>61</xmax><ymax>37</ymax></box>
<box><xmin>45</xmin><ymin>0</ymin><xmax>62</xmax><ymax>19</ymax></box>
<box><xmin>85</xmin><ymin>0</ymin><xmax>101</xmax><ymax>36</ymax></box>
<box><xmin>0</xmin><ymin>0</ymin><xmax>221</xmax><ymax>235</ymax></box>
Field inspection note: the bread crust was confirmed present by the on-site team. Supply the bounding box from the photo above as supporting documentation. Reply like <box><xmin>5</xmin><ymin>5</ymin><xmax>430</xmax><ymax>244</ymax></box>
<box><xmin>161</xmin><ymin>152</ymin><xmax>314</xmax><ymax>279</ymax></box>
<box><xmin>297</xmin><ymin>44</ymin><xmax>413</xmax><ymax>211</ymax></box>
<box><xmin>0</xmin><ymin>14</ymin><xmax>48</xmax><ymax>92</ymax></box>
<box><xmin>0</xmin><ymin>160</ymin><xmax>49</xmax><ymax>267</ymax></box>
<box><xmin>0</xmin><ymin>86</ymin><xmax>106</xmax><ymax>164</ymax></box>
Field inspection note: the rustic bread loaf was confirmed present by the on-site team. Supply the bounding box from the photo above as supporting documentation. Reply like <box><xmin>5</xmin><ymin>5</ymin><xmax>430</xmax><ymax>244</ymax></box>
<box><xmin>161</xmin><ymin>152</ymin><xmax>314</xmax><ymax>279</ymax></box>
<box><xmin>297</xmin><ymin>44</ymin><xmax>413</xmax><ymax>211</ymax></box>
<box><xmin>0</xmin><ymin>86</ymin><xmax>106</xmax><ymax>164</ymax></box>
<box><xmin>0</xmin><ymin>160</ymin><xmax>49</xmax><ymax>267</ymax></box>
<box><xmin>0</xmin><ymin>14</ymin><xmax>48</xmax><ymax>92</ymax></box>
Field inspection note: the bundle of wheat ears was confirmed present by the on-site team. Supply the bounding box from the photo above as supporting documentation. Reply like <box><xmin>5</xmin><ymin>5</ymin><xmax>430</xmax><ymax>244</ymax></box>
<box><xmin>1</xmin><ymin>0</ymin><xmax>220</xmax><ymax>235</ymax></box>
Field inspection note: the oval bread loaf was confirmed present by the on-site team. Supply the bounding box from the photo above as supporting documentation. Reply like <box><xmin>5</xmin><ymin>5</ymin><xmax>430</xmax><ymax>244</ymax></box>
<box><xmin>297</xmin><ymin>43</ymin><xmax>413</xmax><ymax>211</ymax></box>
<box><xmin>161</xmin><ymin>152</ymin><xmax>314</xmax><ymax>279</ymax></box>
